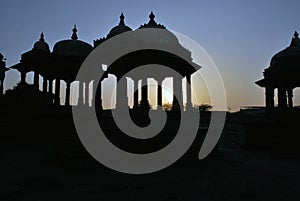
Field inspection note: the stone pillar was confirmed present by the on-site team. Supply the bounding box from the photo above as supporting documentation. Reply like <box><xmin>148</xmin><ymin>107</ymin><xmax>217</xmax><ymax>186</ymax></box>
<box><xmin>186</xmin><ymin>75</ymin><xmax>192</xmax><ymax>110</ymax></box>
<box><xmin>0</xmin><ymin>80</ymin><xmax>3</xmax><ymax>95</ymax></box>
<box><xmin>78</xmin><ymin>81</ymin><xmax>84</xmax><ymax>106</ymax></box>
<box><xmin>157</xmin><ymin>78</ymin><xmax>163</xmax><ymax>107</ymax></box>
<box><xmin>0</xmin><ymin>75</ymin><xmax>3</xmax><ymax>95</ymax></box>
<box><xmin>92</xmin><ymin>80</ymin><xmax>103</xmax><ymax>109</ymax></box>
<box><xmin>43</xmin><ymin>77</ymin><xmax>47</xmax><ymax>92</ymax></box>
<box><xmin>140</xmin><ymin>78</ymin><xmax>150</xmax><ymax>109</ymax></box>
<box><xmin>84</xmin><ymin>82</ymin><xmax>89</xmax><ymax>106</ymax></box>
<box><xmin>20</xmin><ymin>71</ymin><xmax>27</xmax><ymax>85</ymax></box>
<box><xmin>287</xmin><ymin>88</ymin><xmax>294</xmax><ymax>108</ymax></box>
<box><xmin>33</xmin><ymin>72</ymin><xmax>39</xmax><ymax>89</ymax></box>
<box><xmin>65</xmin><ymin>82</ymin><xmax>71</xmax><ymax>106</ymax></box>
<box><xmin>133</xmin><ymin>79</ymin><xmax>139</xmax><ymax>109</ymax></box>
<box><xmin>172</xmin><ymin>77</ymin><xmax>183</xmax><ymax>110</ymax></box>
<box><xmin>48</xmin><ymin>79</ymin><xmax>53</xmax><ymax>93</ymax></box>
<box><xmin>116</xmin><ymin>77</ymin><xmax>128</xmax><ymax>109</ymax></box>
<box><xmin>265</xmin><ymin>86</ymin><xmax>274</xmax><ymax>111</ymax></box>
<box><xmin>0</xmin><ymin>60</ymin><xmax>5</xmax><ymax>95</ymax></box>
<box><xmin>54</xmin><ymin>79</ymin><xmax>61</xmax><ymax>106</ymax></box>
<box><xmin>278</xmin><ymin>87</ymin><xmax>287</xmax><ymax>110</ymax></box>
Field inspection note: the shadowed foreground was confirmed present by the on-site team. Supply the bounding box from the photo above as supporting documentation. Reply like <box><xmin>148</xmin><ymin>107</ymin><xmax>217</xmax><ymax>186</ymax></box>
<box><xmin>0</xmin><ymin>107</ymin><xmax>300</xmax><ymax>201</ymax></box>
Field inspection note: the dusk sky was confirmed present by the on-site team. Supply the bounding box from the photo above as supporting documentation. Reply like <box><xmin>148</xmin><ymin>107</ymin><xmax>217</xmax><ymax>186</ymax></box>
<box><xmin>1</xmin><ymin>0</ymin><xmax>300</xmax><ymax>111</ymax></box>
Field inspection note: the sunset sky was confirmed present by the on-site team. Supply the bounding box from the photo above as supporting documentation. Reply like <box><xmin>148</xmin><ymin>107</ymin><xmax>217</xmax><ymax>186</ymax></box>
<box><xmin>1</xmin><ymin>0</ymin><xmax>300</xmax><ymax>111</ymax></box>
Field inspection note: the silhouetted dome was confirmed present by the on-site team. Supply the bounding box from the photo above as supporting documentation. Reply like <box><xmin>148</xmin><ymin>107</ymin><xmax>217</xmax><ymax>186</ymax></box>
<box><xmin>139</xmin><ymin>12</ymin><xmax>166</xmax><ymax>29</ymax></box>
<box><xmin>107</xmin><ymin>13</ymin><xmax>132</xmax><ymax>39</ymax></box>
<box><xmin>33</xmin><ymin>33</ymin><xmax>50</xmax><ymax>53</ymax></box>
<box><xmin>53</xmin><ymin>40</ymin><xmax>93</xmax><ymax>57</ymax></box>
<box><xmin>270</xmin><ymin>31</ymin><xmax>300</xmax><ymax>69</ymax></box>
<box><xmin>136</xmin><ymin>12</ymin><xmax>181</xmax><ymax>47</ymax></box>
<box><xmin>53</xmin><ymin>25</ymin><xmax>93</xmax><ymax>57</ymax></box>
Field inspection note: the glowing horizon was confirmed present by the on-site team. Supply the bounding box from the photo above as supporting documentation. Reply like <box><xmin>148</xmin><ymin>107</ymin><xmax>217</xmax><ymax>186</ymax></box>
<box><xmin>2</xmin><ymin>1</ymin><xmax>300</xmax><ymax>111</ymax></box>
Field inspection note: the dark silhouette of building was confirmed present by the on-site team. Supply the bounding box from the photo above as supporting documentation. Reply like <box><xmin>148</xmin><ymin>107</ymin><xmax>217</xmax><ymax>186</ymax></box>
<box><xmin>256</xmin><ymin>31</ymin><xmax>300</xmax><ymax>112</ymax></box>
<box><xmin>0</xmin><ymin>53</ymin><xmax>9</xmax><ymax>95</ymax></box>
<box><xmin>9</xmin><ymin>12</ymin><xmax>200</xmax><ymax>110</ymax></box>
<box><xmin>242</xmin><ymin>32</ymin><xmax>300</xmax><ymax>152</ymax></box>
<box><xmin>10</xmin><ymin>28</ymin><xmax>96</xmax><ymax>107</ymax></box>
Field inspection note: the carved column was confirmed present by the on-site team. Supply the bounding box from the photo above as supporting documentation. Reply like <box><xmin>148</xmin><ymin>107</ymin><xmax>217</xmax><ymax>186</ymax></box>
<box><xmin>54</xmin><ymin>79</ymin><xmax>60</xmax><ymax>106</ymax></box>
<box><xmin>157</xmin><ymin>78</ymin><xmax>163</xmax><ymax>107</ymax></box>
<box><xmin>265</xmin><ymin>86</ymin><xmax>274</xmax><ymax>111</ymax></box>
<box><xmin>33</xmin><ymin>72</ymin><xmax>39</xmax><ymax>89</ymax></box>
<box><xmin>186</xmin><ymin>75</ymin><xmax>192</xmax><ymax>110</ymax></box>
<box><xmin>172</xmin><ymin>77</ymin><xmax>183</xmax><ymax>110</ymax></box>
<box><xmin>65</xmin><ymin>82</ymin><xmax>71</xmax><ymax>106</ymax></box>
<box><xmin>84</xmin><ymin>82</ymin><xmax>89</xmax><ymax>106</ymax></box>
<box><xmin>92</xmin><ymin>80</ymin><xmax>103</xmax><ymax>109</ymax></box>
<box><xmin>287</xmin><ymin>88</ymin><xmax>294</xmax><ymax>108</ymax></box>
<box><xmin>278</xmin><ymin>87</ymin><xmax>287</xmax><ymax>110</ymax></box>
<box><xmin>0</xmin><ymin>79</ymin><xmax>3</xmax><ymax>95</ymax></box>
<box><xmin>20</xmin><ymin>71</ymin><xmax>27</xmax><ymax>85</ymax></box>
<box><xmin>43</xmin><ymin>77</ymin><xmax>47</xmax><ymax>92</ymax></box>
<box><xmin>116</xmin><ymin>77</ymin><xmax>128</xmax><ymax>109</ymax></box>
<box><xmin>133</xmin><ymin>79</ymin><xmax>139</xmax><ymax>109</ymax></box>
<box><xmin>48</xmin><ymin>79</ymin><xmax>53</xmax><ymax>93</ymax></box>
<box><xmin>140</xmin><ymin>78</ymin><xmax>150</xmax><ymax>109</ymax></box>
<box><xmin>78</xmin><ymin>81</ymin><xmax>84</xmax><ymax>106</ymax></box>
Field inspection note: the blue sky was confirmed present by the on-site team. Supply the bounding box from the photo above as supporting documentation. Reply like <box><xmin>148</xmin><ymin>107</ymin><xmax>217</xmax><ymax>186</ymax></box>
<box><xmin>1</xmin><ymin>0</ymin><xmax>300</xmax><ymax>111</ymax></box>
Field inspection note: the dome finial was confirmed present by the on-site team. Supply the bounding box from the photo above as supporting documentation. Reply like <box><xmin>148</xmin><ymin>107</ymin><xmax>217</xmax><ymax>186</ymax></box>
<box><xmin>139</xmin><ymin>11</ymin><xmax>166</xmax><ymax>29</ymax></box>
<box><xmin>148</xmin><ymin>11</ymin><xmax>156</xmax><ymax>25</ymax></box>
<box><xmin>71</xmin><ymin>25</ymin><xmax>78</xmax><ymax>40</ymax></box>
<box><xmin>149</xmin><ymin>11</ymin><xmax>155</xmax><ymax>20</ymax></box>
<box><xmin>40</xmin><ymin>32</ymin><xmax>45</xmax><ymax>42</ymax></box>
<box><xmin>119</xmin><ymin>13</ymin><xmax>125</xmax><ymax>25</ymax></box>
<box><xmin>290</xmin><ymin>30</ymin><xmax>300</xmax><ymax>47</ymax></box>
<box><xmin>294</xmin><ymin>31</ymin><xmax>299</xmax><ymax>39</ymax></box>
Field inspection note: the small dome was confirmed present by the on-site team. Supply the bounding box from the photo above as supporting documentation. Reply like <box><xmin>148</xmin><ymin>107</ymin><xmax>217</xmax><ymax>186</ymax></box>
<box><xmin>270</xmin><ymin>31</ymin><xmax>300</xmax><ymax>68</ymax></box>
<box><xmin>33</xmin><ymin>33</ymin><xmax>50</xmax><ymax>53</ymax></box>
<box><xmin>53</xmin><ymin>25</ymin><xmax>93</xmax><ymax>57</ymax></box>
<box><xmin>107</xmin><ymin>13</ymin><xmax>132</xmax><ymax>39</ymax></box>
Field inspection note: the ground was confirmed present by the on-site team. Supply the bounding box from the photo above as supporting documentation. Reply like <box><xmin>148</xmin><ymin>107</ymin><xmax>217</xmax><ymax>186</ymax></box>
<box><xmin>0</xmin><ymin>108</ymin><xmax>300</xmax><ymax>201</ymax></box>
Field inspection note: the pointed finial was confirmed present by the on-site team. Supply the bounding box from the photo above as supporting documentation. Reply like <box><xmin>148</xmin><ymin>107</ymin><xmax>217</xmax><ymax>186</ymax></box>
<box><xmin>39</xmin><ymin>32</ymin><xmax>45</xmax><ymax>42</ymax></box>
<box><xmin>119</xmin><ymin>13</ymin><xmax>125</xmax><ymax>25</ymax></box>
<box><xmin>294</xmin><ymin>31</ymin><xmax>299</xmax><ymax>39</ymax></box>
<box><xmin>71</xmin><ymin>25</ymin><xmax>78</xmax><ymax>40</ymax></box>
<box><xmin>290</xmin><ymin>30</ymin><xmax>300</xmax><ymax>47</ymax></box>
<box><xmin>148</xmin><ymin>11</ymin><xmax>157</xmax><ymax>25</ymax></box>
<box><xmin>149</xmin><ymin>11</ymin><xmax>155</xmax><ymax>20</ymax></box>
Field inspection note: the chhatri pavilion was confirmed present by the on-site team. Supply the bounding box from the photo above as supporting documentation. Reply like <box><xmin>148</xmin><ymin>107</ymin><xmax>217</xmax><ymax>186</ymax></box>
<box><xmin>256</xmin><ymin>31</ymin><xmax>300</xmax><ymax>112</ymax></box>
<box><xmin>9</xmin><ymin>12</ymin><xmax>200</xmax><ymax>110</ymax></box>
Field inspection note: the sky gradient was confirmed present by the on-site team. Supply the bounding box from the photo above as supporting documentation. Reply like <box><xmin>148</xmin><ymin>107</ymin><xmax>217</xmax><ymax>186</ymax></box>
<box><xmin>1</xmin><ymin>0</ymin><xmax>300</xmax><ymax>111</ymax></box>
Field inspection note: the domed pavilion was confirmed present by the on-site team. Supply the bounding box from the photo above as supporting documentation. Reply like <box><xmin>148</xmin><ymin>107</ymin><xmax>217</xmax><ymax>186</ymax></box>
<box><xmin>10</xmin><ymin>12</ymin><xmax>200</xmax><ymax>110</ymax></box>
<box><xmin>256</xmin><ymin>31</ymin><xmax>300</xmax><ymax>111</ymax></box>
